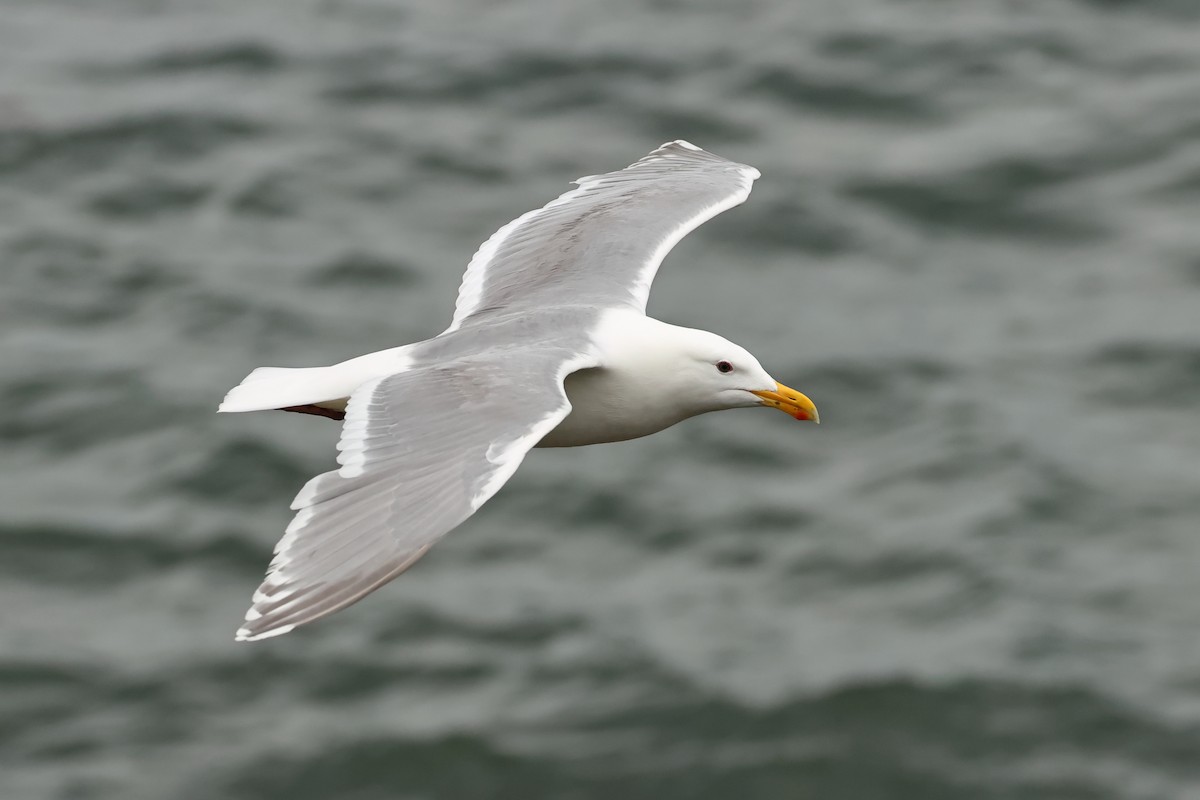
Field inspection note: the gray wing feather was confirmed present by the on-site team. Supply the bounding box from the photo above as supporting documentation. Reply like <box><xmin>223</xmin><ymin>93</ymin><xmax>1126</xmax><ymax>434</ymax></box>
<box><xmin>236</xmin><ymin>346</ymin><xmax>597</xmax><ymax>641</ymax></box>
<box><xmin>447</xmin><ymin>140</ymin><xmax>759</xmax><ymax>332</ymax></box>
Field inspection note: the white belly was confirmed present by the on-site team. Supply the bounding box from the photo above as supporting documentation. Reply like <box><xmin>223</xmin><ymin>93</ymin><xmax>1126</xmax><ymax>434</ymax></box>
<box><xmin>537</xmin><ymin>366</ymin><xmax>695</xmax><ymax>448</ymax></box>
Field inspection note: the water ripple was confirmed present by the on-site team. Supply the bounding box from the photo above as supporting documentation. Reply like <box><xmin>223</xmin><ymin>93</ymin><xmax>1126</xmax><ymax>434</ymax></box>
<box><xmin>0</xmin><ymin>113</ymin><xmax>264</xmax><ymax>180</ymax></box>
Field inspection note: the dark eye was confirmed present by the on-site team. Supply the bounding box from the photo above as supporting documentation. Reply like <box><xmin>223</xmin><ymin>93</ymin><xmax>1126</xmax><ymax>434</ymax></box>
<box><xmin>716</xmin><ymin>360</ymin><xmax>734</xmax><ymax>374</ymax></box>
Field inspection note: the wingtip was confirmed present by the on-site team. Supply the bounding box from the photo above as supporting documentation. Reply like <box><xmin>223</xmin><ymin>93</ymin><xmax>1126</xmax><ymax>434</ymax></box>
<box><xmin>234</xmin><ymin>622</ymin><xmax>296</xmax><ymax>643</ymax></box>
<box><xmin>653</xmin><ymin>140</ymin><xmax>759</xmax><ymax>180</ymax></box>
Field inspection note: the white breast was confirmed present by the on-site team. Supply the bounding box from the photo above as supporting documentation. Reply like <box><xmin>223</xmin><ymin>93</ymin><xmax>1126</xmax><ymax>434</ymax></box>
<box><xmin>537</xmin><ymin>365</ymin><xmax>692</xmax><ymax>447</ymax></box>
<box><xmin>537</xmin><ymin>312</ymin><xmax>709</xmax><ymax>448</ymax></box>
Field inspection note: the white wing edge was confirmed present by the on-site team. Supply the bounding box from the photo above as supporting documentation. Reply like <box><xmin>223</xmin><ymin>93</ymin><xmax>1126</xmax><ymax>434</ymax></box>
<box><xmin>622</xmin><ymin>171</ymin><xmax>758</xmax><ymax>309</ymax></box>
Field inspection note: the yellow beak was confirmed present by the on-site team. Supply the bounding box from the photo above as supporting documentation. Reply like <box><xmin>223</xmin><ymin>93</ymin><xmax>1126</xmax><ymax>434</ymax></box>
<box><xmin>751</xmin><ymin>382</ymin><xmax>819</xmax><ymax>423</ymax></box>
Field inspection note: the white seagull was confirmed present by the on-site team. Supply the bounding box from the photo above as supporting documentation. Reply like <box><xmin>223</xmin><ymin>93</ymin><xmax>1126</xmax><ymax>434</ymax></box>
<box><xmin>219</xmin><ymin>140</ymin><xmax>818</xmax><ymax>642</ymax></box>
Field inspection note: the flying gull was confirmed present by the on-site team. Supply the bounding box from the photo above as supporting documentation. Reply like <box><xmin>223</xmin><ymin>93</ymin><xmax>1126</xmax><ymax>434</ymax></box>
<box><xmin>219</xmin><ymin>140</ymin><xmax>818</xmax><ymax>641</ymax></box>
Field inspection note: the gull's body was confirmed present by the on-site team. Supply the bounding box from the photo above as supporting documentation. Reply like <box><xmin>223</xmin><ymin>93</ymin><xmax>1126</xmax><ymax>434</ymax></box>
<box><xmin>219</xmin><ymin>141</ymin><xmax>817</xmax><ymax>641</ymax></box>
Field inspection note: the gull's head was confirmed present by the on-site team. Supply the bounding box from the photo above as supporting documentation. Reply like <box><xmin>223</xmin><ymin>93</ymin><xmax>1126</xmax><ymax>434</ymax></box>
<box><xmin>666</xmin><ymin>327</ymin><xmax>819</xmax><ymax>423</ymax></box>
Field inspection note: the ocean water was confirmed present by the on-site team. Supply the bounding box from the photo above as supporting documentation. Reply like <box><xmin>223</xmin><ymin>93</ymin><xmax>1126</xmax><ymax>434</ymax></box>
<box><xmin>3</xmin><ymin>1</ymin><xmax>1200</xmax><ymax>798</ymax></box>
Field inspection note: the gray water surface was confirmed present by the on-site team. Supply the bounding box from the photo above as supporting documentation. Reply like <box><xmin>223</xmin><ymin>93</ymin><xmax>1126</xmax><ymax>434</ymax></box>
<box><xmin>3</xmin><ymin>1</ymin><xmax>1200</xmax><ymax>798</ymax></box>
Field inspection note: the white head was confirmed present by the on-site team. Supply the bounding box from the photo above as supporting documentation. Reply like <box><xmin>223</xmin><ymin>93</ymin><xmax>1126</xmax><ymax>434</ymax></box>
<box><xmin>651</xmin><ymin>323</ymin><xmax>819</xmax><ymax>422</ymax></box>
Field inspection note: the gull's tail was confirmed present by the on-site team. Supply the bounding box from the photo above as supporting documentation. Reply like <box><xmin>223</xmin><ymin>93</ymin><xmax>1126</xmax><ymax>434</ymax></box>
<box><xmin>218</xmin><ymin>366</ymin><xmax>349</xmax><ymax>413</ymax></box>
<box><xmin>217</xmin><ymin>345</ymin><xmax>418</xmax><ymax>415</ymax></box>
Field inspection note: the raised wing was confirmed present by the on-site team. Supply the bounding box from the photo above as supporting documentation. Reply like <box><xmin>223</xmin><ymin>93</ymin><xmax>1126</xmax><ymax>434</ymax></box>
<box><xmin>446</xmin><ymin>140</ymin><xmax>760</xmax><ymax>332</ymax></box>
<box><xmin>236</xmin><ymin>346</ymin><xmax>597</xmax><ymax>641</ymax></box>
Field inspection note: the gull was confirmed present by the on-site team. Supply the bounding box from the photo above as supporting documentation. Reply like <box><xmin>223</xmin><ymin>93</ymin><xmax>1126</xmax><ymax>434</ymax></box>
<box><xmin>218</xmin><ymin>141</ymin><xmax>818</xmax><ymax>641</ymax></box>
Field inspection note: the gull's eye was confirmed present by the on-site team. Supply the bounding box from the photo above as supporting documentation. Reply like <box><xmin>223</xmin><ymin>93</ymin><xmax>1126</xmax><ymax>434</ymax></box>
<box><xmin>716</xmin><ymin>360</ymin><xmax>734</xmax><ymax>374</ymax></box>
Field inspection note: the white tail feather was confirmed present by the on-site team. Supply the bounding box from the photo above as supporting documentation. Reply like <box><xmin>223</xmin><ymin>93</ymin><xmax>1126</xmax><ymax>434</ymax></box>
<box><xmin>217</xmin><ymin>346</ymin><xmax>417</xmax><ymax>414</ymax></box>
<box><xmin>218</xmin><ymin>366</ymin><xmax>344</xmax><ymax>413</ymax></box>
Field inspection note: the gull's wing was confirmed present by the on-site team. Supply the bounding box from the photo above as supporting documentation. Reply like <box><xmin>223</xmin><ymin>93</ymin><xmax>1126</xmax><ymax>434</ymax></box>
<box><xmin>446</xmin><ymin>140</ymin><xmax>760</xmax><ymax>333</ymax></box>
<box><xmin>236</xmin><ymin>346</ymin><xmax>597</xmax><ymax>642</ymax></box>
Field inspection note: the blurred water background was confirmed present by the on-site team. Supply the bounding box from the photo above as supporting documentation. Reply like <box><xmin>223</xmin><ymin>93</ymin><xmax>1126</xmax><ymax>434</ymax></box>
<box><xmin>3</xmin><ymin>1</ymin><xmax>1200</xmax><ymax>798</ymax></box>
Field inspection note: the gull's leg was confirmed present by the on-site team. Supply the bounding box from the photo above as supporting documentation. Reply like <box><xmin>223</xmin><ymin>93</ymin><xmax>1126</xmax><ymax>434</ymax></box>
<box><xmin>279</xmin><ymin>404</ymin><xmax>346</xmax><ymax>421</ymax></box>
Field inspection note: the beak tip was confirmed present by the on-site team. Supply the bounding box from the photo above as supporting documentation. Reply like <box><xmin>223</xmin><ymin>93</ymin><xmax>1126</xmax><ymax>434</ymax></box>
<box><xmin>754</xmin><ymin>383</ymin><xmax>819</xmax><ymax>424</ymax></box>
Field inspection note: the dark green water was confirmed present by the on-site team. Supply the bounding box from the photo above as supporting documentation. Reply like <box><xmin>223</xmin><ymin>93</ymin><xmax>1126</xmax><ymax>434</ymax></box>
<box><xmin>3</xmin><ymin>1</ymin><xmax>1200</xmax><ymax>798</ymax></box>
